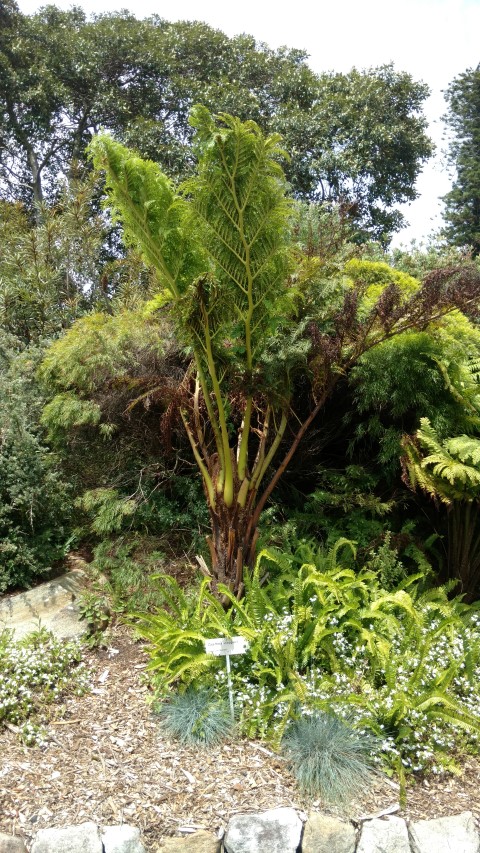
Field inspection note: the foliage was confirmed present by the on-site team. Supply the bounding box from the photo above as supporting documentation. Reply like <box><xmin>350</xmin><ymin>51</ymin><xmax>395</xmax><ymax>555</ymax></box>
<box><xmin>269</xmin><ymin>466</ymin><xmax>394</xmax><ymax>551</ymax></box>
<box><xmin>0</xmin><ymin>181</ymin><xmax>105</xmax><ymax>343</ymax></box>
<box><xmin>390</xmin><ymin>238</ymin><xmax>476</xmax><ymax>281</ymax></box>
<box><xmin>281</xmin><ymin>712</ymin><xmax>379</xmax><ymax>803</ymax></box>
<box><xmin>404</xmin><ymin>417</ymin><xmax>480</xmax><ymax>503</ymax></box>
<box><xmin>402</xmin><ymin>417</ymin><xmax>480</xmax><ymax>598</ymax></box>
<box><xmin>0</xmin><ymin>335</ymin><xmax>73</xmax><ymax>592</ymax></box>
<box><xmin>1</xmin><ymin>6</ymin><xmax>432</xmax><ymax>238</ymax></box>
<box><xmin>91</xmin><ymin>111</ymin><xmax>480</xmax><ymax>593</ymax></box>
<box><xmin>350</xmin><ymin>309</ymin><xmax>480</xmax><ymax>476</ymax></box>
<box><xmin>0</xmin><ymin>627</ymin><xmax>91</xmax><ymax>746</ymax></box>
<box><xmin>280</xmin><ymin>64</ymin><xmax>432</xmax><ymax>240</ymax></box>
<box><xmin>137</xmin><ymin>544</ymin><xmax>480</xmax><ymax>775</ymax></box>
<box><xmin>155</xmin><ymin>686</ymin><xmax>234</xmax><ymax>747</ymax></box>
<box><xmin>86</xmin><ymin>536</ymin><xmax>200</xmax><ymax>616</ymax></box>
<box><xmin>39</xmin><ymin>308</ymin><xmax>208</xmax><ymax>543</ymax></box>
<box><xmin>443</xmin><ymin>64</ymin><xmax>480</xmax><ymax>255</ymax></box>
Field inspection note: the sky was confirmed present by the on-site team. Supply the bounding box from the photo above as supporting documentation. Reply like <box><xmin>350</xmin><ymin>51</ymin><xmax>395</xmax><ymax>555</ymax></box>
<box><xmin>17</xmin><ymin>0</ymin><xmax>480</xmax><ymax>247</ymax></box>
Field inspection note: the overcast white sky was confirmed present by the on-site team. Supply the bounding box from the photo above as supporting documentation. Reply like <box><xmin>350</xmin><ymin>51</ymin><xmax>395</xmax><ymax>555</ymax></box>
<box><xmin>17</xmin><ymin>0</ymin><xmax>480</xmax><ymax>246</ymax></box>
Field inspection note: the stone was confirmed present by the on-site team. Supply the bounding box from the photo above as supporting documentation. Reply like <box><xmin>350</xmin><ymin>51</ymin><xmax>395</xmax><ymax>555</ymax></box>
<box><xmin>102</xmin><ymin>824</ymin><xmax>147</xmax><ymax>853</ymax></box>
<box><xmin>356</xmin><ymin>815</ymin><xmax>411</xmax><ymax>853</ymax></box>
<box><xmin>409</xmin><ymin>811</ymin><xmax>480</xmax><ymax>853</ymax></box>
<box><xmin>302</xmin><ymin>813</ymin><xmax>356</xmax><ymax>853</ymax></box>
<box><xmin>0</xmin><ymin>832</ymin><xmax>28</xmax><ymax>852</ymax></box>
<box><xmin>224</xmin><ymin>807</ymin><xmax>303</xmax><ymax>853</ymax></box>
<box><xmin>31</xmin><ymin>821</ymin><xmax>103</xmax><ymax>853</ymax></box>
<box><xmin>0</xmin><ymin>570</ymin><xmax>87</xmax><ymax>640</ymax></box>
<box><xmin>160</xmin><ymin>830</ymin><xmax>221</xmax><ymax>851</ymax></box>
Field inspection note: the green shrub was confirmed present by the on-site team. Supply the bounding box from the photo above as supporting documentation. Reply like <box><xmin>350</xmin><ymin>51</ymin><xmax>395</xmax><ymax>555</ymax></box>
<box><xmin>0</xmin><ymin>337</ymin><xmax>73</xmax><ymax>592</ymax></box>
<box><xmin>137</xmin><ymin>541</ymin><xmax>480</xmax><ymax>778</ymax></box>
<box><xmin>282</xmin><ymin>712</ymin><xmax>379</xmax><ymax>803</ymax></box>
<box><xmin>0</xmin><ymin>628</ymin><xmax>91</xmax><ymax>745</ymax></box>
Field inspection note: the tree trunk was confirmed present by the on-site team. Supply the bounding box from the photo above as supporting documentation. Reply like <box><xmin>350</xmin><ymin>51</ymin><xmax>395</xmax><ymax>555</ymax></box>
<box><xmin>27</xmin><ymin>148</ymin><xmax>44</xmax><ymax>211</ymax></box>
<box><xmin>206</xmin><ymin>493</ymin><xmax>259</xmax><ymax>597</ymax></box>
<box><xmin>447</xmin><ymin>500</ymin><xmax>480</xmax><ymax>602</ymax></box>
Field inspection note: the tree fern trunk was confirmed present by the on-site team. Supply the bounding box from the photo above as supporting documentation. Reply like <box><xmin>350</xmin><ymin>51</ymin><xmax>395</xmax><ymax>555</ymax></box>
<box><xmin>207</xmin><ymin>499</ymin><xmax>258</xmax><ymax>597</ymax></box>
<box><xmin>448</xmin><ymin>501</ymin><xmax>480</xmax><ymax>602</ymax></box>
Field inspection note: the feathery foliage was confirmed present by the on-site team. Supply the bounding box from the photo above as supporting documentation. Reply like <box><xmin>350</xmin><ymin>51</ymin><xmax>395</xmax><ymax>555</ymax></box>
<box><xmin>90</xmin><ymin>111</ymin><xmax>480</xmax><ymax>593</ymax></box>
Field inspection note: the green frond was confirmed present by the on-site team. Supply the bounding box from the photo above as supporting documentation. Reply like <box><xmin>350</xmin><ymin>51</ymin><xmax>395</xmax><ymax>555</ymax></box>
<box><xmin>89</xmin><ymin>135</ymin><xmax>206</xmax><ymax>296</ymax></box>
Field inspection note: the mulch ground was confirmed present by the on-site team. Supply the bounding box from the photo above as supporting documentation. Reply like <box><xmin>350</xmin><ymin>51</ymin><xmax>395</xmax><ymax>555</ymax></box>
<box><xmin>1</xmin><ymin>625</ymin><xmax>480</xmax><ymax>850</ymax></box>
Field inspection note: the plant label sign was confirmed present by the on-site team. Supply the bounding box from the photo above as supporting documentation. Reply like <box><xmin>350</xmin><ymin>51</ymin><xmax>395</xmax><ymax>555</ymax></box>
<box><xmin>204</xmin><ymin>636</ymin><xmax>248</xmax><ymax>656</ymax></box>
<box><xmin>204</xmin><ymin>636</ymin><xmax>249</xmax><ymax>720</ymax></box>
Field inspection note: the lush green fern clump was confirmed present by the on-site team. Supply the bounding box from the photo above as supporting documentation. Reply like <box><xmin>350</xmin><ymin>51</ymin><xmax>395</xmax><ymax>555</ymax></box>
<box><xmin>137</xmin><ymin>540</ymin><xmax>480</xmax><ymax>778</ymax></box>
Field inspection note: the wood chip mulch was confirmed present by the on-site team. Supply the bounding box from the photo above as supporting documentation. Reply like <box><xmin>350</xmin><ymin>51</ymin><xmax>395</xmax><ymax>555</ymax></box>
<box><xmin>1</xmin><ymin>626</ymin><xmax>480</xmax><ymax>850</ymax></box>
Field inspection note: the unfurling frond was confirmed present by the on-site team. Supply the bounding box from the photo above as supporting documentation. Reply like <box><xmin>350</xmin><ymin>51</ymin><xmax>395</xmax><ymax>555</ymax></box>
<box><xmin>89</xmin><ymin>136</ymin><xmax>206</xmax><ymax>296</ymax></box>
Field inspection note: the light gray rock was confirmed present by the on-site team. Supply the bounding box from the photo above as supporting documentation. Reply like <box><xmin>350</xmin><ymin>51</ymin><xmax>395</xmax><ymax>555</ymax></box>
<box><xmin>302</xmin><ymin>813</ymin><xmax>356</xmax><ymax>853</ymax></box>
<box><xmin>31</xmin><ymin>821</ymin><xmax>103</xmax><ymax>853</ymax></box>
<box><xmin>0</xmin><ymin>832</ymin><xmax>28</xmax><ymax>852</ymax></box>
<box><xmin>409</xmin><ymin>811</ymin><xmax>480</xmax><ymax>853</ymax></box>
<box><xmin>224</xmin><ymin>807</ymin><xmax>303</xmax><ymax>853</ymax></box>
<box><xmin>357</xmin><ymin>815</ymin><xmax>411</xmax><ymax>853</ymax></box>
<box><xmin>102</xmin><ymin>825</ymin><xmax>146</xmax><ymax>853</ymax></box>
<box><xmin>0</xmin><ymin>569</ymin><xmax>87</xmax><ymax>640</ymax></box>
<box><xmin>160</xmin><ymin>830</ymin><xmax>221</xmax><ymax>851</ymax></box>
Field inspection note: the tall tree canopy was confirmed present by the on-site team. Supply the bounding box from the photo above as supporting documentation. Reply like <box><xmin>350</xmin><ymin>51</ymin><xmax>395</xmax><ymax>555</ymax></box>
<box><xmin>0</xmin><ymin>3</ymin><xmax>432</xmax><ymax>239</ymax></box>
<box><xmin>443</xmin><ymin>64</ymin><xmax>480</xmax><ymax>255</ymax></box>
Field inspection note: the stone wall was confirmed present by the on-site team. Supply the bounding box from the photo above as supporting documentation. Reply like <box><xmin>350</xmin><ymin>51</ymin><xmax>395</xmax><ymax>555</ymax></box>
<box><xmin>1</xmin><ymin>808</ymin><xmax>479</xmax><ymax>852</ymax></box>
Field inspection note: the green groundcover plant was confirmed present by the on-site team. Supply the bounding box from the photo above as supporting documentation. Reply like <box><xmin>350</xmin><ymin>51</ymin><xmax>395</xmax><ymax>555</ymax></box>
<box><xmin>135</xmin><ymin>540</ymin><xmax>480</xmax><ymax>778</ymax></box>
<box><xmin>0</xmin><ymin>628</ymin><xmax>91</xmax><ymax>746</ymax></box>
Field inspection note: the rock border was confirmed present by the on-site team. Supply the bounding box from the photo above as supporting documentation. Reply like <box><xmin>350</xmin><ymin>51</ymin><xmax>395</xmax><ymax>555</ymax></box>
<box><xmin>2</xmin><ymin>808</ymin><xmax>479</xmax><ymax>852</ymax></box>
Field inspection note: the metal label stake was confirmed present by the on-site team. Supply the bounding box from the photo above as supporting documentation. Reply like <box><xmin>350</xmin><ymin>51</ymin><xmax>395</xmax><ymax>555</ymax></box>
<box><xmin>204</xmin><ymin>636</ymin><xmax>249</xmax><ymax>721</ymax></box>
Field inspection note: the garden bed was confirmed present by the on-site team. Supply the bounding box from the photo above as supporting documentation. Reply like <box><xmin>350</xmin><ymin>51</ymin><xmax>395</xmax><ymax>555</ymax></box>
<box><xmin>1</xmin><ymin>626</ymin><xmax>479</xmax><ymax>851</ymax></box>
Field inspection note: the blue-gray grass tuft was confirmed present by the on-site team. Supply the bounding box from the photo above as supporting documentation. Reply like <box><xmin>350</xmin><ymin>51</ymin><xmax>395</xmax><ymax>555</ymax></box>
<box><xmin>281</xmin><ymin>712</ymin><xmax>379</xmax><ymax>803</ymax></box>
<box><xmin>156</xmin><ymin>687</ymin><xmax>234</xmax><ymax>747</ymax></box>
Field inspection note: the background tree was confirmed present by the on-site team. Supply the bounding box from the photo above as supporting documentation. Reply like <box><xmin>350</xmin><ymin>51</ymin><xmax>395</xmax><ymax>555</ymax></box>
<box><xmin>0</xmin><ymin>5</ymin><xmax>432</xmax><ymax>240</ymax></box>
<box><xmin>443</xmin><ymin>64</ymin><xmax>480</xmax><ymax>255</ymax></box>
<box><xmin>0</xmin><ymin>333</ymin><xmax>72</xmax><ymax>591</ymax></box>
<box><xmin>88</xmin><ymin>110</ymin><xmax>480</xmax><ymax>595</ymax></box>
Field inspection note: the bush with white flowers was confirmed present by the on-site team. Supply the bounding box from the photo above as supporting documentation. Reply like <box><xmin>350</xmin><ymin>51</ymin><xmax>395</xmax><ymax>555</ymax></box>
<box><xmin>0</xmin><ymin>628</ymin><xmax>91</xmax><ymax>745</ymax></box>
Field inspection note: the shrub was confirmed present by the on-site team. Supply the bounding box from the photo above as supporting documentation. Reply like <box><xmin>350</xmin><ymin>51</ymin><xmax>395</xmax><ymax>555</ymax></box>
<box><xmin>0</xmin><ymin>628</ymin><xmax>91</xmax><ymax>745</ymax></box>
<box><xmin>0</xmin><ymin>337</ymin><xmax>73</xmax><ymax>592</ymax></box>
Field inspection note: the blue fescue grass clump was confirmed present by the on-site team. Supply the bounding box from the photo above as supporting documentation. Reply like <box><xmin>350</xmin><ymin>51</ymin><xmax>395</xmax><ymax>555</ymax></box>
<box><xmin>156</xmin><ymin>686</ymin><xmax>234</xmax><ymax>747</ymax></box>
<box><xmin>281</xmin><ymin>712</ymin><xmax>379</xmax><ymax>803</ymax></box>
